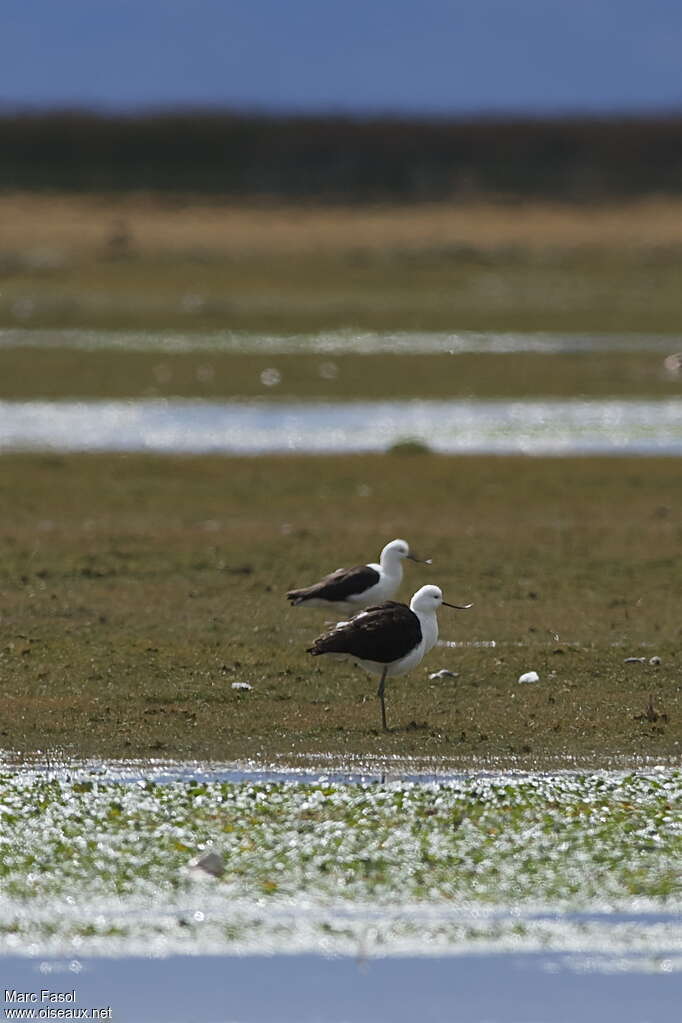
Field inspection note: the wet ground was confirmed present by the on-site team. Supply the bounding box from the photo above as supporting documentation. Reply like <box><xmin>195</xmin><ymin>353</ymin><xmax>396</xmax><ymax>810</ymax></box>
<box><xmin>1</xmin><ymin>761</ymin><xmax>680</xmax><ymax>1022</ymax></box>
<box><xmin>1</xmin><ymin>323</ymin><xmax>681</xmax><ymax>1020</ymax></box>
<box><xmin>4</xmin><ymin>327</ymin><xmax>682</xmax><ymax>458</ymax></box>
<box><xmin>1</xmin><ymin>764</ymin><xmax>679</xmax><ymax>955</ymax></box>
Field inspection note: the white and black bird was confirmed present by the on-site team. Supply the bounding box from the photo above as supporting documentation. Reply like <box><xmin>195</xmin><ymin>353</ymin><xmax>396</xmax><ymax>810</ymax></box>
<box><xmin>287</xmin><ymin>539</ymin><xmax>430</xmax><ymax>610</ymax></box>
<box><xmin>307</xmin><ymin>584</ymin><xmax>471</xmax><ymax>731</ymax></box>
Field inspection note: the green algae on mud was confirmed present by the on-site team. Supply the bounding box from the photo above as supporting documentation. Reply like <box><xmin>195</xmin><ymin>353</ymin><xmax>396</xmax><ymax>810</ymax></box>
<box><xmin>0</xmin><ymin>770</ymin><xmax>679</xmax><ymax>957</ymax></box>
<box><xmin>0</xmin><ymin>452</ymin><xmax>680</xmax><ymax>766</ymax></box>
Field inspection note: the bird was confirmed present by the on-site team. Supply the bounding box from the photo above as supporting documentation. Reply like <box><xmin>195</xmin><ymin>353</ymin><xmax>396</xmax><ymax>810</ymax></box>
<box><xmin>286</xmin><ymin>538</ymin><xmax>431</xmax><ymax>610</ymax></box>
<box><xmin>307</xmin><ymin>584</ymin><xmax>472</xmax><ymax>731</ymax></box>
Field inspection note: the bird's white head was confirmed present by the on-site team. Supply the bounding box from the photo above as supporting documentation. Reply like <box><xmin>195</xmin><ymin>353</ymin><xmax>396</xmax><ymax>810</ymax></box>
<box><xmin>380</xmin><ymin>539</ymin><xmax>431</xmax><ymax>566</ymax></box>
<box><xmin>410</xmin><ymin>584</ymin><xmax>472</xmax><ymax>613</ymax></box>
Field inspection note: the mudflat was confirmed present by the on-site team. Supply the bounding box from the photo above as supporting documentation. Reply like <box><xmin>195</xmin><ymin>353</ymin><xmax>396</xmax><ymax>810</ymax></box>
<box><xmin>1</xmin><ymin>452</ymin><xmax>679</xmax><ymax>767</ymax></box>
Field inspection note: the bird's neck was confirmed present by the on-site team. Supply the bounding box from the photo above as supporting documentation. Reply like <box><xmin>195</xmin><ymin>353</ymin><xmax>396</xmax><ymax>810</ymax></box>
<box><xmin>380</xmin><ymin>554</ymin><xmax>403</xmax><ymax>579</ymax></box>
<box><xmin>411</xmin><ymin>607</ymin><xmax>439</xmax><ymax>652</ymax></box>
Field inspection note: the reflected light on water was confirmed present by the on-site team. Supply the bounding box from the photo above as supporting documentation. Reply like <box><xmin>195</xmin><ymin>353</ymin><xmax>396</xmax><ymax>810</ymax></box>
<box><xmin>2</xmin><ymin>327</ymin><xmax>682</xmax><ymax>355</ymax></box>
<box><xmin>3</xmin><ymin>398</ymin><xmax>682</xmax><ymax>455</ymax></box>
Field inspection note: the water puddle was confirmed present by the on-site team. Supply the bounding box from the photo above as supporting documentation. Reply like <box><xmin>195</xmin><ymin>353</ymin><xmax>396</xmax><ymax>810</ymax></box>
<box><xmin>2</xmin><ymin>326</ymin><xmax>681</xmax><ymax>354</ymax></box>
<box><xmin>439</xmin><ymin>638</ymin><xmax>498</xmax><ymax>648</ymax></box>
<box><xmin>2</xmin><ymin>750</ymin><xmax>676</xmax><ymax>784</ymax></box>
<box><xmin>5</xmin><ymin>397</ymin><xmax>682</xmax><ymax>454</ymax></box>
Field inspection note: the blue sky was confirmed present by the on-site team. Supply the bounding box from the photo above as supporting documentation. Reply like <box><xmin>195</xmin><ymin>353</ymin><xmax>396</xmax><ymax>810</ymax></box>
<box><xmin>3</xmin><ymin>0</ymin><xmax>682</xmax><ymax>114</ymax></box>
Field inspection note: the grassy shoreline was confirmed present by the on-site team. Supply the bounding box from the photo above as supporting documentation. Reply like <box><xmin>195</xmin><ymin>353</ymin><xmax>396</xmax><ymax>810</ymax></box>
<box><xmin>0</xmin><ymin>452</ymin><xmax>680</xmax><ymax>767</ymax></box>
<box><xmin>4</xmin><ymin>193</ymin><xmax>682</xmax><ymax>332</ymax></box>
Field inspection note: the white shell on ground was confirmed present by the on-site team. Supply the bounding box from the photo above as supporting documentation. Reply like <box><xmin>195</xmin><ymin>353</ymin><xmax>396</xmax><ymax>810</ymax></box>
<box><xmin>517</xmin><ymin>670</ymin><xmax>540</xmax><ymax>684</ymax></box>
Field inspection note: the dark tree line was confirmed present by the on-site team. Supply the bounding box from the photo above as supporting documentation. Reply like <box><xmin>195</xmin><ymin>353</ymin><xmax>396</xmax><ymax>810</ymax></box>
<box><xmin>2</xmin><ymin>110</ymin><xmax>682</xmax><ymax>200</ymax></box>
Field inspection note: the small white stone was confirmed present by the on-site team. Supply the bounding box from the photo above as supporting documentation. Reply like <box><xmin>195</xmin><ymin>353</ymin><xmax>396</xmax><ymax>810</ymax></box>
<box><xmin>517</xmin><ymin>670</ymin><xmax>540</xmax><ymax>684</ymax></box>
<box><xmin>429</xmin><ymin>669</ymin><xmax>459</xmax><ymax>680</ymax></box>
<box><xmin>231</xmin><ymin>681</ymin><xmax>252</xmax><ymax>691</ymax></box>
<box><xmin>649</xmin><ymin>655</ymin><xmax>662</xmax><ymax>666</ymax></box>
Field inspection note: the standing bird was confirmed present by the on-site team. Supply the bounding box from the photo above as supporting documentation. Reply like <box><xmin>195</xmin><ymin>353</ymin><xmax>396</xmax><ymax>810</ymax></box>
<box><xmin>307</xmin><ymin>584</ymin><xmax>471</xmax><ymax>731</ymax></box>
<box><xmin>287</xmin><ymin>539</ymin><xmax>430</xmax><ymax>610</ymax></box>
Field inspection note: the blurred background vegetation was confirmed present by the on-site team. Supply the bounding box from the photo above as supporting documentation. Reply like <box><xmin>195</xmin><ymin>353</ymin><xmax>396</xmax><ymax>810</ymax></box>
<box><xmin>4</xmin><ymin>111</ymin><xmax>682</xmax><ymax>199</ymax></box>
<box><xmin>2</xmin><ymin>111</ymin><xmax>682</xmax><ymax>342</ymax></box>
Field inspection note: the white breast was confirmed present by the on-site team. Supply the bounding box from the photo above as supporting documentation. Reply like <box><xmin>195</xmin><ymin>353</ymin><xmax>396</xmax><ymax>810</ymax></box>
<box><xmin>346</xmin><ymin>573</ymin><xmax>399</xmax><ymax>606</ymax></box>
<box><xmin>417</xmin><ymin>611</ymin><xmax>439</xmax><ymax>657</ymax></box>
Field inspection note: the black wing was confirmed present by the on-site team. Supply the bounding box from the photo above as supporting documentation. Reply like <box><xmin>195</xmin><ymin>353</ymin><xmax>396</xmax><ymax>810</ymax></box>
<box><xmin>308</xmin><ymin>601</ymin><xmax>422</xmax><ymax>663</ymax></box>
<box><xmin>287</xmin><ymin>564</ymin><xmax>380</xmax><ymax>604</ymax></box>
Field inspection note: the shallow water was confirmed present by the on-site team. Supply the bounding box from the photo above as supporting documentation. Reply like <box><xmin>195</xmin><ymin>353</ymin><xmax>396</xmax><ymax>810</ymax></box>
<box><xmin>6</xmin><ymin>397</ymin><xmax>682</xmax><ymax>454</ymax></box>
<box><xmin>2</xmin><ymin>326</ymin><xmax>681</xmax><ymax>354</ymax></box>
<box><xmin>0</xmin><ymin>766</ymin><xmax>679</xmax><ymax>960</ymax></box>
<box><xmin>4</xmin><ymin>952</ymin><xmax>681</xmax><ymax>1023</ymax></box>
<box><xmin>0</xmin><ymin>750</ymin><xmax>676</xmax><ymax>785</ymax></box>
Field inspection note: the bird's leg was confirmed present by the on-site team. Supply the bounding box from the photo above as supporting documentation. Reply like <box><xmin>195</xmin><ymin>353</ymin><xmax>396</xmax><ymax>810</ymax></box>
<box><xmin>377</xmin><ymin>666</ymin><xmax>388</xmax><ymax>732</ymax></box>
